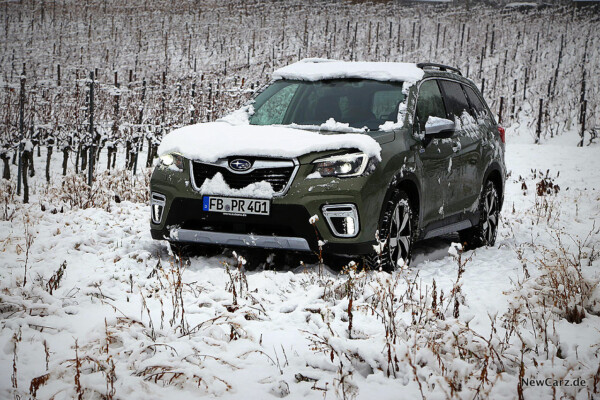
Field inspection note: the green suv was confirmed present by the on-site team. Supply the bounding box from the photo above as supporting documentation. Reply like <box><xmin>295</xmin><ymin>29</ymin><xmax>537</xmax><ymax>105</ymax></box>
<box><xmin>150</xmin><ymin>60</ymin><xmax>505</xmax><ymax>270</ymax></box>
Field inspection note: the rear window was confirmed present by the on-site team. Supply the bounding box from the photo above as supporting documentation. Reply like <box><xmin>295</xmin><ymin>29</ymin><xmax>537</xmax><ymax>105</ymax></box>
<box><xmin>438</xmin><ymin>80</ymin><xmax>470</xmax><ymax>120</ymax></box>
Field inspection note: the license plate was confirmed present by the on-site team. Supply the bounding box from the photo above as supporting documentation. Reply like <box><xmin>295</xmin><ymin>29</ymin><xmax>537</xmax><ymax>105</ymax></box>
<box><xmin>202</xmin><ymin>196</ymin><xmax>270</xmax><ymax>216</ymax></box>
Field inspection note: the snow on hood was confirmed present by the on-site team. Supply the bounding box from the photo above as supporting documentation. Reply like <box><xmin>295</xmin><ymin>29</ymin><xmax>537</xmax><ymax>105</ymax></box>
<box><xmin>157</xmin><ymin>121</ymin><xmax>382</xmax><ymax>162</ymax></box>
<box><xmin>273</xmin><ymin>58</ymin><xmax>424</xmax><ymax>83</ymax></box>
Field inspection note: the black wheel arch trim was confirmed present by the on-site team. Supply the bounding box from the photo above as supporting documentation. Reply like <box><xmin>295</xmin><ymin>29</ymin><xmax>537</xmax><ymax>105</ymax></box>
<box><xmin>482</xmin><ymin>162</ymin><xmax>505</xmax><ymax>210</ymax></box>
<box><xmin>379</xmin><ymin>171</ymin><xmax>422</xmax><ymax>230</ymax></box>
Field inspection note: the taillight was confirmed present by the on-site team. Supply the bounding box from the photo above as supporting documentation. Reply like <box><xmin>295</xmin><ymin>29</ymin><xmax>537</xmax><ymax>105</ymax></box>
<box><xmin>498</xmin><ymin>126</ymin><xmax>505</xmax><ymax>143</ymax></box>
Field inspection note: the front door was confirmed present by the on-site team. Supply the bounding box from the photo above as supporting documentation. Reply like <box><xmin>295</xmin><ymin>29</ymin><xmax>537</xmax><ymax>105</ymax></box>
<box><xmin>414</xmin><ymin>79</ymin><xmax>457</xmax><ymax>225</ymax></box>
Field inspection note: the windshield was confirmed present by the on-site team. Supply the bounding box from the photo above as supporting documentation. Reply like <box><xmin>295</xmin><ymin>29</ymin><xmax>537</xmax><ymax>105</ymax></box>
<box><xmin>249</xmin><ymin>79</ymin><xmax>405</xmax><ymax>131</ymax></box>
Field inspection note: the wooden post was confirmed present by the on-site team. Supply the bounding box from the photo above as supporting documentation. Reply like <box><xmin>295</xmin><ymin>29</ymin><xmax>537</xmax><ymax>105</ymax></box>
<box><xmin>133</xmin><ymin>78</ymin><xmax>146</xmax><ymax>175</ymax></box>
<box><xmin>45</xmin><ymin>135</ymin><xmax>53</xmax><ymax>183</ymax></box>
<box><xmin>22</xmin><ymin>145</ymin><xmax>30</xmax><ymax>204</ymax></box>
<box><xmin>552</xmin><ymin>34</ymin><xmax>563</xmax><ymax>98</ymax></box>
<box><xmin>87</xmin><ymin>71</ymin><xmax>95</xmax><ymax>186</ymax></box>
<box><xmin>498</xmin><ymin>96</ymin><xmax>504</xmax><ymax>125</ymax></box>
<box><xmin>511</xmin><ymin>79</ymin><xmax>517</xmax><ymax>120</ymax></box>
<box><xmin>523</xmin><ymin>68</ymin><xmax>528</xmax><ymax>100</ymax></box>
<box><xmin>17</xmin><ymin>70</ymin><xmax>25</xmax><ymax>196</ymax></box>
<box><xmin>579</xmin><ymin>100</ymin><xmax>586</xmax><ymax>148</ymax></box>
<box><xmin>535</xmin><ymin>98</ymin><xmax>543</xmax><ymax>144</ymax></box>
<box><xmin>478</xmin><ymin>46</ymin><xmax>485</xmax><ymax>79</ymax></box>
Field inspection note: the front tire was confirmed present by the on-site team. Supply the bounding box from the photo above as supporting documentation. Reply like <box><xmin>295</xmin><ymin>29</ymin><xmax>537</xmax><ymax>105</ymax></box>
<box><xmin>368</xmin><ymin>189</ymin><xmax>416</xmax><ymax>272</ymax></box>
<box><xmin>459</xmin><ymin>181</ymin><xmax>500</xmax><ymax>249</ymax></box>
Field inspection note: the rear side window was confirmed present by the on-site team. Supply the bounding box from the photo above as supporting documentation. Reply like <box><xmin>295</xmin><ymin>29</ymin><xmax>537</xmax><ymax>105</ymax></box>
<box><xmin>463</xmin><ymin>85</ymin><xmax>489</xmax><ymax>118</ymax></box>
<box><xmin>416</xmin><ymin>80</ymin><xmax>446</xmax><ymax>130</ymax></box>
<box><xmin>438</xmin><ymin>80</ymin><xmax>470</xmax><ymax>120</ymax></box>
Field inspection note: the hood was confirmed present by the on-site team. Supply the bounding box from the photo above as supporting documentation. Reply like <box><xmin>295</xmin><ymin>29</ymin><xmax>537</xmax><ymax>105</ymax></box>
<box><xmin>157</xmin><ymin>121</ymin><xmax>382</xmax><ymax>163</ymax></box>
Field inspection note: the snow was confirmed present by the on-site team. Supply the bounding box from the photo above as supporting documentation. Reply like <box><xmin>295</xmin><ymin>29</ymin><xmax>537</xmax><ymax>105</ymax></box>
<box><xmin>295</xmin><ymin>118</ymin><xmax>367</xmax><ymax>133</ymax></box>
<box><xmin>198</xmin><ymin>172</ymin><xmax>275</xmax><ymax>198</ymax></box>
<box><xmin>425</xmin><ymin>116</ymin><xmax>452</xmax><ymax>129</ymax></box>
<box><xmin>273</xmin><ymin>59</ymin><xmax>425</xmax><ymax>84</ymax></box>
<box><xmin>1</xmin><ymin>132</ymin><xmax>600</xmax><ymax>400</ymax></box>
<box><xmin>157</xmin><ymin>121</ymin><xmax>382</xmax><ymax>162</ymax></box>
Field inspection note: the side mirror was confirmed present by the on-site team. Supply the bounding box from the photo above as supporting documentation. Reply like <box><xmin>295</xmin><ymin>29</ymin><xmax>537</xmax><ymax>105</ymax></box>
<box><xmin>425</xmin><ymin>117</ymin><xmax>455</xmax><ymax>138</ymax></box>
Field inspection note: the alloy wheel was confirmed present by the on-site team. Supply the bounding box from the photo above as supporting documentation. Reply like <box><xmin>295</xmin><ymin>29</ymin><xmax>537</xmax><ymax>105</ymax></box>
<box><xmin>388</xmin><ymin>201</ymin><xmax>412</xmax><ymax>268</ymax></box>
<box><xmin>482</xmin><ymin>187</ymin><xmax>498</xmax><ymax>244</ymax></box>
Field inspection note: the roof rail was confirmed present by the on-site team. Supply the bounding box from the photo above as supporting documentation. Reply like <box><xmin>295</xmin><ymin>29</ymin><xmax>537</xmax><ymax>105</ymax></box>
<box><xmin>416</xmin><ymin>63</ymin><xmax>462</xmax><ymax>76</ymax></box>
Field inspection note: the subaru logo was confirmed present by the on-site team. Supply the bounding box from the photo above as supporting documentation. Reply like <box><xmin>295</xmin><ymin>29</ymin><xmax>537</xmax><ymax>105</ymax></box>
<box><xmin>229</xmin><ymin>159</ymin><xmax>252</xmax><ymax>172</ymax></box>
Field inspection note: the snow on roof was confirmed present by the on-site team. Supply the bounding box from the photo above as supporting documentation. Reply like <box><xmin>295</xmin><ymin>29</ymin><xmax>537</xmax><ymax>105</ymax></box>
<box><xmin>273</xmin><ymin>59</ymin><xmax>424</xmax><ymax>83</ymax></box>
<box><xmin>157</xmin><ymin>121</ymin><xmax>382</xmax><ymax>163</ymax></box>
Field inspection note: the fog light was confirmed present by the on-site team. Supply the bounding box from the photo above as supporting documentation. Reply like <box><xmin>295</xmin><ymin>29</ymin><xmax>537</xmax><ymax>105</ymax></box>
<box><xmin>345</xmin><ymin>216</ymin><xmax>355</xmax><ymax>235</ymax></box>
<box><xmin>322</xmin><ymin>204</ymin><xmax>360</xmax><ymax>238</ymax></box>
<box><xmin>151</xmin><ymin>192</ymin><xmax>166</xmax><ymax>224</ymax></box>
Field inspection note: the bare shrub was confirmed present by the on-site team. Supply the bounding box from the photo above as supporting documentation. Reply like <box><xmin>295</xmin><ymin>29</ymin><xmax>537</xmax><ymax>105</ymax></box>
<box><xmin>46</xmin><ymin>261</ymin><xmax>67</xmax><ymax>295</ymax></box>
<box><xmin>43</xmin><ymin>169</ymin><xmax>151</xmax><ymax>212</ymax></box>
<box><xmin>525</xmin><ymin>230</ymin><xmax>598</xmax><ymax>323</ymax></box>
<box><xmin>0</xmin><ymin>179</ymin><xmax>17</xmax><ymax>221</ymax></box>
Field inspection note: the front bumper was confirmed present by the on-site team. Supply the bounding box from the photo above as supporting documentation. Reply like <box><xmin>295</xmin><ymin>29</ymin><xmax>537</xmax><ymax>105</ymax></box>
<box><xmin>155</xmin><ymin>228</ymin><xmax>311</xmax><ymax>251</ymax></box>
<box><xmin>150</xmin><ymin>157</ymin><xmax>384</xmax><ymax>256</ymax></box>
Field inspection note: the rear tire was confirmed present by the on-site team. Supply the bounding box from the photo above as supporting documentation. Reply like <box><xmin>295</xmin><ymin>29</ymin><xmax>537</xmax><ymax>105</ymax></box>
<box><xmin>367</xmin><ymin>189</ymin><xmax>416</xmax><ymax>272</ymax></box>
<box><xmin>459</xmin><ymin>181</ymin><xmax>500</xmax><ymax>249</ymax></box>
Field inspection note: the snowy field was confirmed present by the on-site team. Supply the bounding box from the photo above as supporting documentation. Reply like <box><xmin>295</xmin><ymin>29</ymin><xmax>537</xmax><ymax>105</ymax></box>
<box><xmin>1</xmin><ymin>0</ymin><xmax>599</xmax><ymax>398</ymax></box>
<box><xmin>0</xmin><ymin>129</ymin><xmax>599</xmax><ymax>399</ymax></box>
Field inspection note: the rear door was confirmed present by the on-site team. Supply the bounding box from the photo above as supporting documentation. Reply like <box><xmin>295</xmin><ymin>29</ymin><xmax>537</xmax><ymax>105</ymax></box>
<box><xmin>438</xmin><ymin>80</ymin><xmax>481</xmax><ymax>216</ymax></box>
<box><xmin>462</xmin><ymin>83</ymin><xmax>494</xmax><ymax>202</ymax></box>
<box><xmin>414</xmin><ymin>79</ymin><xmax>455</xmax><ymax>225</ymax></box>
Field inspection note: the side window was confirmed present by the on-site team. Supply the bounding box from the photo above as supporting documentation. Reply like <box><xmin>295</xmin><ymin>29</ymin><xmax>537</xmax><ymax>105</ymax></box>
<box><xmin>463</xmin><ymin>84</ymin><xmax>491</xmax><ymax>120</ymax></box>
<box><xmin>415</xmin><ymin>80</ymin><xmax>446</xmax><ymax>130</ymax></box>
<box><xmin>438</xmin><ymin>80</ymin><xmax>470</xmax><ymax>120</ymax></box>
<box><xmin>250</xmin><ymin>83</ymin><xmax>299</xmax><ymax>125</ymax></box>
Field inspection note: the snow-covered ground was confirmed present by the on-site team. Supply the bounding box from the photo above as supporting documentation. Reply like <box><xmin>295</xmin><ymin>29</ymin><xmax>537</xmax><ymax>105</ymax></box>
<box><xmin>1</xmin><ymin>132</ymin><xmax>599</xmax><ymax>399</ymax></box>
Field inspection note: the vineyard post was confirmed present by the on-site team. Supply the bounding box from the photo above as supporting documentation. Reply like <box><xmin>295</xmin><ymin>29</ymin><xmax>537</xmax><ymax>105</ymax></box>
<box><xmin>523</xmin><ymin>68</ymin><xmax>528</xmax><ymax>100</ymax></box>
<box><xmin>87</xmin><ymin>71</ymin><xmax>94</xmax><ymax>187</ymax></box>
<box><xmin>459</xmin><ymin>23</ymin><xmax>465</xmax><ymax>56</ymax></box>
<box><xmin>535</xmin><ymin>98</ymin><xmax>543</xmax><ymax>144</ymax></box>
<box><xmin>552</xmin><ymin>34</ymin><xmax>563</xmax><ymax>98</ymax></box>
<box><xmin>133</xmin><ymin>78</ymin><xmax>146</xmax><ymax>175</ymax></box>
<box><xmin>16</xmin><ymin>70</ymin><xmax>25</xmax><ymax>196</ymax></box>
<box><xmin>510</xmin><ymin>79</ymin><xmax>517</xmax><ymax>121</ymax></box>
<box><xmin>22</xmin><ymin>144</ymin><xmax>30</xmax><ymax>204</ymax></box>
<box><xmin>435</xmin><ymin>22</ymin><xmax>440</xmax><ymax>57</ymax></box>
<box><xmin>578</xmin><ymin>100</ymin><xmax>586</xmax><ymax>148</ymax></box>
<box><xmin>478</xmin><ymin>46</ymin><xmax>484</xmax><ymax>79</ymax></box>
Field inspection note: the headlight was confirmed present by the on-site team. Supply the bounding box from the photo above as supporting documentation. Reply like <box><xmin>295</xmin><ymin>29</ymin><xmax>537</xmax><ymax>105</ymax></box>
<box><xmin>159</xmin><ymin>153</ymin><xmax>184</xmax><ymax>169</ymax></box>
<box><xmin>312</xmin><ymin>152</ymin><xmax>370</xmax><ymax>178</ymax></box>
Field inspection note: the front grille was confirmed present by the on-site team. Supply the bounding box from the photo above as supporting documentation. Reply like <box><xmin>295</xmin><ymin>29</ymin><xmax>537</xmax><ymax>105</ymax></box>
<box><xmin>191</xmin><ymin>159</ymin><xmax>295</xmax><ymax>193</ymax></box>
